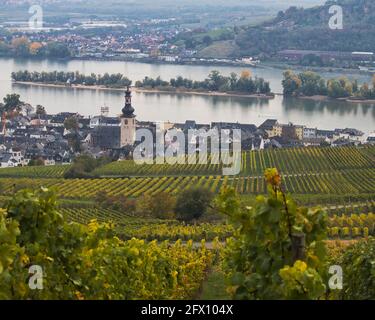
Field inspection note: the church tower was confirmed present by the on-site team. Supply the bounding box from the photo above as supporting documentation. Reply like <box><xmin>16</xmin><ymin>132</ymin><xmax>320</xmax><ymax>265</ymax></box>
<box><xmin>120</xmin><ymin>86</ymin><xmax>136</xmax><ymax>147</ymax></box>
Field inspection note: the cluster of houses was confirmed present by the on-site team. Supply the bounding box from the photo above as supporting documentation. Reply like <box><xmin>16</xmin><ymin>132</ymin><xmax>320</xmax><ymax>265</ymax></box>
<box><xmin>0</xmin><ymin>88</ymin><xmax>373</xmax><ymax>168</ymax></box>
<box><xmin>0</xmin><ymin>111</ymin><xmax>78</xmax><ymax>168</ymax></box>
<box><xmin>257</xmin><ymin>119</ymin><xmax>371</xmax><ymax>148</ymax></box>
<box><xmin>3</xmin><ymin>18</ymin><xmax>258</xmax><ymax>67</ymax></box>
<box><xmin>6</xmin><ymin>18</ymin><xmax>192</xmax><ymax>62</ymax></box>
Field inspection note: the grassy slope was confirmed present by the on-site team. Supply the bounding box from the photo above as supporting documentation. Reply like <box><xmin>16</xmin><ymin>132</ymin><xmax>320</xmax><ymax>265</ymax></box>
<box><xmin>197</xmin><ymin>40</ymin><xmax>240</xmax><ymax>59</ymax></box>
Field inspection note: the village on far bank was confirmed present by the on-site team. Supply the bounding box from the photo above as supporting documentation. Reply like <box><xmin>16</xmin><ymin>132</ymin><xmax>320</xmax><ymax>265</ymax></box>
<box><xmin>0</xmin><ymin>88</ymin><xmax>374</xmax><ymax>169</ymax></box>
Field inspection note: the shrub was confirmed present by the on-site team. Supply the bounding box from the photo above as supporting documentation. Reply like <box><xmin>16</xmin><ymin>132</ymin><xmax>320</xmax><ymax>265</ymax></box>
<box><xmin>64</xmin><ymin>154</ymin><xmax>111</xmax><ymax>179</ymax></box>
<box><xmin>136</xmin><ymin>192</ymin><xmax>176</xmax><ymax>219</ymax></box>
<box><xmin>175</xmin><ymin>187</ymin><xmax>214</xmax><ymax>222</ymax></box>
<box><xmin>95</xmin><ymin>191</ymin><xmax>136</xmax><ymax>215</ymax></box>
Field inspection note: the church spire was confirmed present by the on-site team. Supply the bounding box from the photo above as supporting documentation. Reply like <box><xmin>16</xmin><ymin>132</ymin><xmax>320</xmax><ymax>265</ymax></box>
<box><xmin>121</xmin><ymin>86</ymin><xmax>135</xmax><ymax>118</ymax></box>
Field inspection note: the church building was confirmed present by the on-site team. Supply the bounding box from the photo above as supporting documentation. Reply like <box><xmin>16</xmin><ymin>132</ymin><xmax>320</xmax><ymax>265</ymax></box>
<box><xmin>89</xmin><ymin>87</ymin><xmax>137</xmax><ymax>150</ymax></box>
<box><xmin>120</xmin><ymin>86</ymin><xmax>136</xmax><ymax>147</ymax></box>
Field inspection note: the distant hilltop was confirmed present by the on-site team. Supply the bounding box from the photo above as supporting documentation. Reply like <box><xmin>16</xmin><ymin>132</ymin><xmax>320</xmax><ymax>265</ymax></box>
<box><xmin>231</xmin><ymin>0</ymin><xmax>375</xmax><ymax>58</ymax></box>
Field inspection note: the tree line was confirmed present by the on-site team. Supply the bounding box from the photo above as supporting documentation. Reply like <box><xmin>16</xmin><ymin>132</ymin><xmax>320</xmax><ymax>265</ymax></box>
<box><xmin>12</xmin><ymin>69</ymin><xmax>272</xmax><ymax>94</ymax></box>
<box><xmin>282</xmin><ymin>70</ymin><xmax>375</xmax><ymax>99</ymax></box>
<box><xmin>135</xmin><ymin>70</ymin><xmax>272</xmax><ymax>95</ymax></box>
<box><xmin>12</xmin><ymin>70</ymin><xmax>132</xmax><ymax>88</ymax></box>
<box><xmin>0</xmin><ymin>36</ymin><xmax>71</xmax><ymax>58</ymax></box>
<box><xmin>95</xmin><ymin>187</ymin><xmax>214</xmax><ymax>223</ymax></box>
<box><xmin>12</xmin><ymin>69</ymin><xmax>375</xmax><ymax>100</ymax></box>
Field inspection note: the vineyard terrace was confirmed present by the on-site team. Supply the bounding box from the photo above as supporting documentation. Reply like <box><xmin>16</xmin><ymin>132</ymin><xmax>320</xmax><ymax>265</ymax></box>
<box><xmin>133</xmin><ymin>125</ymin><xmax>242</xmax><ymax>176</ymax></box>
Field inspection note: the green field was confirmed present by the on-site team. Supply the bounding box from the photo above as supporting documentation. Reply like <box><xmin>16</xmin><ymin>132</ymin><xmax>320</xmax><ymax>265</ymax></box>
<box><xmin>0</xmin><ymin>146</ymin><xmax>373</xmax><ymax>179</ymax></box>
<box><xmin>61</xmin><ymin>206</ymin><xmax>374</xmax><ymax>241</ymax></box>
<box><xmin>0</xmin><ymin>164</ymin><xmax>71</xmax><ymax>178</ymax></box>
<box><xmin>1</xmin><ymin>145</ymin><xmax>374</xmax><ymax>300</ymax></box>
<box><xmin>94</xmin><ymin>146</ymin><xmax>374</xmax><ymax>177</ymax></box>
<box><xmin>0</xmin><ymin>146</ymin><xmax>373</xmax><ymax>205</ymax></box>
<box><xmin>1</xmin><ymin>145</ymin><xmax>372</xmax><ymax>243</ymax></box>
<box><xmin>0</xmin><ymin>168</ymin><xmax>373</xmax><ymax>200</ymax></box>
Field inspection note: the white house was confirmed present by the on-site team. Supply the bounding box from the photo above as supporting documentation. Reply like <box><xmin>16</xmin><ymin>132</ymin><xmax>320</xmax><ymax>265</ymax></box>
<box><xmin>303</xmin><ymin>127</ymin><xmax>317</xmax><ymax>139</ymax></box>
<box><xmin>0</xmin><ymin>154</ymin><xmax>18</xmax><ymax>168</ymax></box>
<box><xmin>0</xmin><ymin>152</ymin><xmax>22</xmax><ymax>168</ymax></box>
<box><xmin>0</xmin><ymin>148</ymin><xmax>28</xmax><ymax>168</ymax></box>
<box><xmin>89</xmin><ymin>116</ymin><xmax>120</xmax><ymax>129</ymax></box>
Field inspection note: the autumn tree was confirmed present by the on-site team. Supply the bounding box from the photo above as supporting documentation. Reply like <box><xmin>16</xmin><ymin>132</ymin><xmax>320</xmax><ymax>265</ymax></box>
<box><xmin>29</xmin><ymin>42</ymin><xmax>43</xmax><ymax>55</ymax></box>
<box><xmin>282</xmin><ymin>70</ymin><xmax>302</xmax><ymax>96</ymax></box>
<box><xmin>359</xmin><ymin>82</ymin><xmax>371</xmax><ymax>99</ymax></box>
<box><xmin>240</xmin><ymin>70</ymin><xmax>252</xmax><ymax>79</ymax></box>
<box><xmin>0</xmin><ymin>94</ymin><xmax>24</xmax><ymax>122</ymax></box>
<box><xmin>11</xmin><ymin>37</ymin><xmax>30</xmax><ymax>57</ymax></box>
<box><xmin>298</xmin><ymin>71</ymin><xmax>323</xmax><ymax>96</ymax></box>
<box><xmin>137</xmin><ymin>192</ymin><xmax>176</xmax><ymax>219</ymax></box>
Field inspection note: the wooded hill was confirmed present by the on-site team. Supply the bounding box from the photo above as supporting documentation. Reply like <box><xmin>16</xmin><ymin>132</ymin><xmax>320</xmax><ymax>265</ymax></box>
<box><xmin>233</xmin><ymin>0</ymin><xmax>375</xmax><ymax>57</ymax></box>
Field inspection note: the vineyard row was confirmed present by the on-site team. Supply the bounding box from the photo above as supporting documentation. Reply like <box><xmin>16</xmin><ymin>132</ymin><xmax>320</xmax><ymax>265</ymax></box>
<box><xmin>2</xmin><ymin>169</ymin><xmax>374</xmax><ymax>199</ymax></box>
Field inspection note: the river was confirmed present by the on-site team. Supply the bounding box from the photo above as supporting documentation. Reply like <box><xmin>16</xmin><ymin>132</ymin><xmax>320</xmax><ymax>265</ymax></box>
<box><xmin>0</xmin><ymin>57</ymin><xmax>374</xmax><ymax>133</ymax></box>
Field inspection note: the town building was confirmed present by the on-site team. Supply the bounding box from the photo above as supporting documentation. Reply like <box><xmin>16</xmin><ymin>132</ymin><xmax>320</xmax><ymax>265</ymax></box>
<box><xmin>258</xmin><ymin>119</ymin><xmax>278</xmax><ymax>137</ymax></box>
<box><xmin>263</xmin><ymin>121</ymin><xmax>304</xmax><ymax>141</ymax></box>
<box><xmin>303</xmin><ymin>127</ymin><xmax>317</xmax><ymax>139</ymax></box>
<box><xmin>0</xmin><ymin>148</ymin><xmax>26</xmax><ymax>168</ymax></box>
<box><xmin>89</xmin><ymin>87</ymin><xmax>137</xmax><ymax>150</ymax></box>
